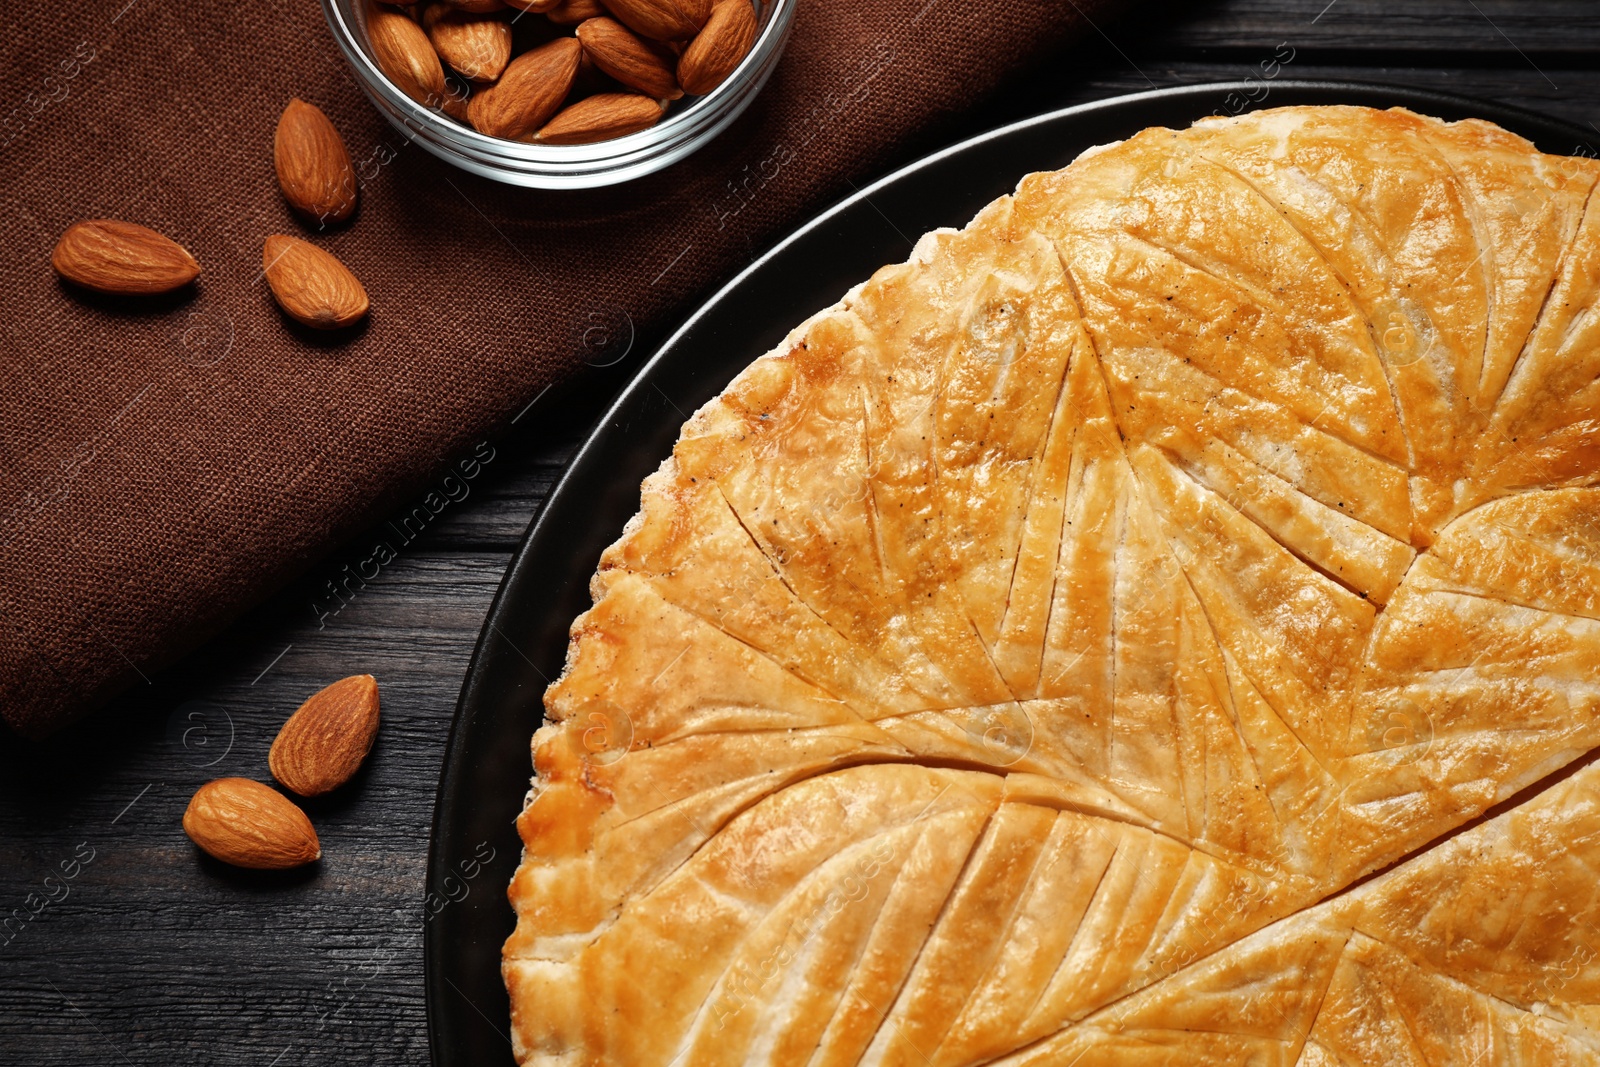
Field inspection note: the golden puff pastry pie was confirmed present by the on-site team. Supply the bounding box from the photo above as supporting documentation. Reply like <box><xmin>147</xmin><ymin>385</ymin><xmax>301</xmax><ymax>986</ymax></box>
<box><xmin>503</xmin><ymin>105</ymin><xmax>1600</xmax><ymax>1066</ymax></box>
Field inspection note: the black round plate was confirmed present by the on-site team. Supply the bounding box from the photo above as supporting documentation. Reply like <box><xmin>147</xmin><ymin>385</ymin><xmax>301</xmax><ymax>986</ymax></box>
<box><xmin>424</xmin><ymin>81</ymin><xmax>1594</xmax><ymax>1067</ymax></box>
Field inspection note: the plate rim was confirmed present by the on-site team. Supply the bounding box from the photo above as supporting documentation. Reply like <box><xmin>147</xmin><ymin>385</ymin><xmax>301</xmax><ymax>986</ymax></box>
<box><xmin>425</xmin><ymin>78</ymin><xmax>1596</xmax><ymax>1067</ymax></box>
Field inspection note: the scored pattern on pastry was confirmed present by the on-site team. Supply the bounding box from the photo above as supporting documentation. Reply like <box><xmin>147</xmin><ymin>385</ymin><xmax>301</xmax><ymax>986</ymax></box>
<box><xmin>998</xmin><ymin>756</ymin><xmax>1600</xmax><ymax>1065</ymax></box>
<box><xmin>503</xmin><ymin>106</ymin><xmax>1600</xmax><ymax>1066</ymax></box>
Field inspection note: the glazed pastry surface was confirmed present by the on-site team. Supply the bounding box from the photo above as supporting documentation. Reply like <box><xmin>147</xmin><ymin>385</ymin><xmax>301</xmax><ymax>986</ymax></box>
<box><xmin>504</xmin><ymin>105</ymin><xmax>1600</xmax><ymax>1066</ymax></box>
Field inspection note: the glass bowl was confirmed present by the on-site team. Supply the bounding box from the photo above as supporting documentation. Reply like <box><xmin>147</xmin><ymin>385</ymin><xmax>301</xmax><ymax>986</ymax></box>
<box><xmin>321</xmin><ymin>0</ymin><xmax>795</xmax><ymax>188</ymax></box>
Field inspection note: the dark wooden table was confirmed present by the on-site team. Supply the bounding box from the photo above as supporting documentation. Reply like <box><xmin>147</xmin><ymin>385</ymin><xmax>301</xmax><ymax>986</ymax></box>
<box><xmin>5</xmin><ymin>1</ymin><xmax>1599</xmax><ymax>1061</ymax></box>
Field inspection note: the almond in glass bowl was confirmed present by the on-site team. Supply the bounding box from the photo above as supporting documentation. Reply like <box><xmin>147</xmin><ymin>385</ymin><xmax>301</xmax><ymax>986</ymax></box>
<box><xmin>321</xmin><ymin>0</ymin><xmax>794</xmax><ymax>187</ymax></box>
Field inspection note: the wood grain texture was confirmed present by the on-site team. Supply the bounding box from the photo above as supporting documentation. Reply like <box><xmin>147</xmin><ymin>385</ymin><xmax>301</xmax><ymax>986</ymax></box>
<box><xmin>5</xmin><ymin>1</ymin><xmax>1600</xmax><ymax>1062</ymax></box>
<box><xmin>1139</xmin><ymin>0</ymin><xmax>1600</xmax><ymax>53</ymax></box>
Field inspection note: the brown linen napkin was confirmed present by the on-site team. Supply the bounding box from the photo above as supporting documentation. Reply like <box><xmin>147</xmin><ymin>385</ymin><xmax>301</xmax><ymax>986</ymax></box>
<box><xmin>0</xmin><ymin>0</ymin><xmax>1123</xmax><ymax>738</ymax></box>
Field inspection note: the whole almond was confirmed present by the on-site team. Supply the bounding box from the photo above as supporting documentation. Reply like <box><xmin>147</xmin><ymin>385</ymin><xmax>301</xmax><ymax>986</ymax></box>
<box><xmin>269</xmin><ymin>675</ymin><xmax>381</xmax><ymax>797</ymax></box>
<box><xmin>576</xmin><ymin>17</ymin><xmax>681</xmax><ymax>99</ymax></box>
<box><xmin>599</xmin><ymin>0</ymin><xmax>709</xmax><ymax>41</ymax></box>
<box><xmin>274</xmin><ymin>99</ymin><xmax>358</xmax><ymax>226</ymax></box>
<box><xmin>468</xmin><ymin>37</ymin><xmax>581</xmax><ymax>140</ymax></box>
<box><xmin>368</xmin><ymin>2</ymin><xmax>449</xmax><ymax>107</ymax></box>
<box><xmin>447</xmin><ymin>0</ymin><xmax>506</xmax><ymax>11</ymax></box>
<box><xmin>423</xmin><ymin>3</ymin><xmax>512</xmax><ymax>82</ymax></box>
<box><xmin>677</xmin><ymin>0</ymin><xmax>754</xmax><ymax>94</ymax></box>
<box><xmin>536</xmin><ymin>92</ymin><xmax>664</xmax><ymax>144</ymax></box>
<box><xmin>262</xmin><ymin>235</ymin><xmax>369</xmax><ymax>330</ymax></box>
<box><xmin>547</xmin><ymin>0</ymin><xmax>604</xmax><ymax>25</ymax></box>
<box><xmin>502</xmin><ymin>0</ymin><xmax>560</xmax><ymax>12</ymax></box>
<box><xmin>51</xmin><ymin>220</ymin><xmax>199</xmax><ymax>295</ymax></box>
<box><xmin>183</xmin><ymin>778</ymin><xmax>321</xmax><ymax>870</ymax></box>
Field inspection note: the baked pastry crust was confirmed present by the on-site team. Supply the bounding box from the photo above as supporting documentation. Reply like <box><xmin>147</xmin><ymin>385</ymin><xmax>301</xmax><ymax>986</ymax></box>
<box><xmin>503</xmin><ymin>105</ymin><xmax>1600</xmax><ymax>1065</ymax></box>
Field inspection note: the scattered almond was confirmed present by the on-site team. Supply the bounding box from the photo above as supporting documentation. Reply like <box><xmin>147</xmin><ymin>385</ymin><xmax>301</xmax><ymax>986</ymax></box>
<box><xmin>51</xmin><ymin>220</ymin><xmax>200</xmax><ymax>296</ymax></box>
<box><xmin>447</xmin><ymin>0</ymin><xmax>507</xmax><ymax>11</ymax></box>
<box><xmin>423</xmin><ymin>3</ymin><xmax>513</xmax><ymax>82</ymax></box>
<box><xmin>576</xmin><ymin>17</ymin><xmax>681</xmax><ymax>99</ymax></box>
<box><xmin>274</xmin><ymin>99</ymin><xmax>358</xmax><ymax>227</ymax></box>
<box><xmin>468</xmin><ymin>36</ymin><xmax>582</xmax><ymax>140</ymax></box>
<box><xmin>183</xmin><ymin>778</ymin><xmax>321</xmax><ymax>870</ymax></box>
<box><xmin>676</xmin><ymin>0</ymin><xmax>754</xmax><ymax>95</ymax></box>
<box><xmin>262</xmin><ymin>235</ymin><xmax>370</xmax><ymax>330</ymax></box>
<box><xmin>546</xmin><ymin>0</ymin><xmax>604</xmax><ymax>25</ymax></box>
<box><xmin>536</xmin><ymin>92</ymin><xmax>664</xmax><ymax>144</ymax></box>
<box><xmin>368</xmin><ymin>2</ymin><xmax>449</xmax><ymax>107</ymax></box>
<box><xmin>269</xmin><ymin>675</ymin><xmax>382</xmax><ymax>797</ymax></box>
<box><xmin>599</xmin><ymin>0</ymin><xmax>708</xmax><ymax>41</ymax></box>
